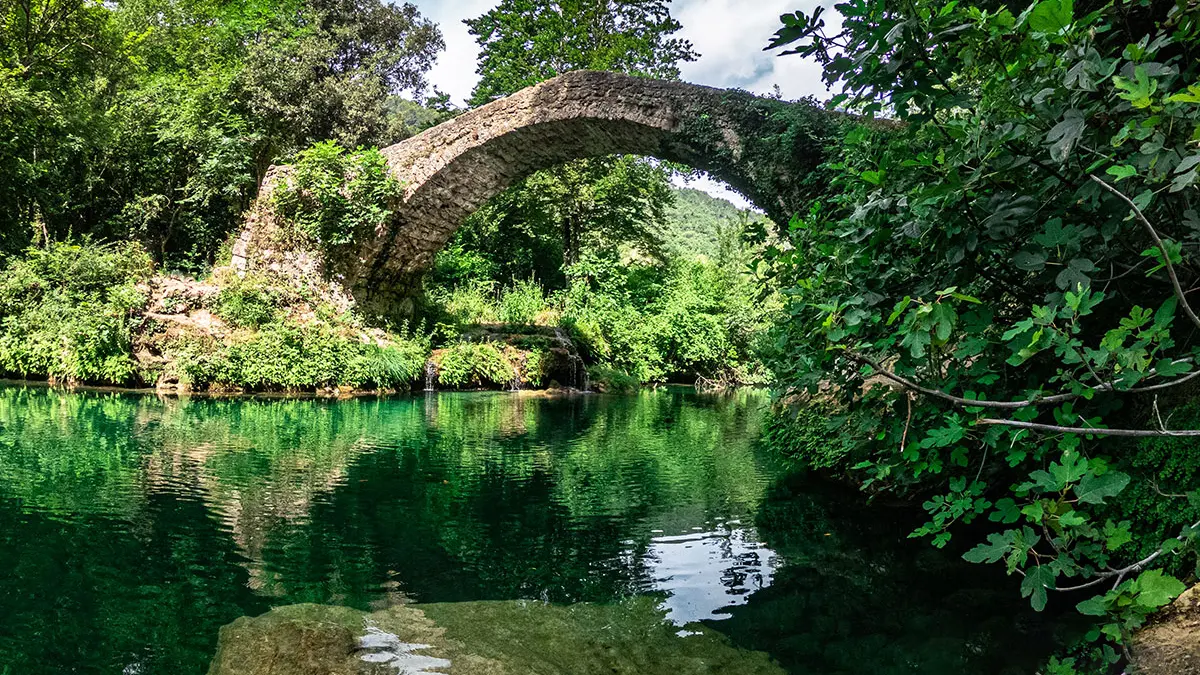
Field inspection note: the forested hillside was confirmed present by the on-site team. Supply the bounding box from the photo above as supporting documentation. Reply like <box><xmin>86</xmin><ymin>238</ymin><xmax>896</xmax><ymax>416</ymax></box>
<box><xmin>663</xmin><ymin>187</ymin><xmax>772</xmax><ymax>259</ymax></box>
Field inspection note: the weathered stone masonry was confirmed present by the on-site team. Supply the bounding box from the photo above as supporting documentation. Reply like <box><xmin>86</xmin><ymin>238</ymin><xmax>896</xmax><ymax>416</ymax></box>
<box><xmin>233</xmin><ymin>70</ymin><xmax>837</xmax><ymax>314</ymax></box>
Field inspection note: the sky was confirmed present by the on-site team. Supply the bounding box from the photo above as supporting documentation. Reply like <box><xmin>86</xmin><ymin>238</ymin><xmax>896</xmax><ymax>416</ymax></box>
<box><xmin>409</xmin><ymin>0</ymin><xmax>836</xmax><ymax>209</ymax></box>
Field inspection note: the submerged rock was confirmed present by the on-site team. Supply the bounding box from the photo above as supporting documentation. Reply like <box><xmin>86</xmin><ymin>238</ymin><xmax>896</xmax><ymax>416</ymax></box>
<box><xmin>207</xmin><ymin>599</ymin><xmax>784</xmax><ymax>675</ymax></box>
<box><xmin>1134</xmin><ymin>585</ymin><xmax>1200</xmax><ymax>674</ymax></box>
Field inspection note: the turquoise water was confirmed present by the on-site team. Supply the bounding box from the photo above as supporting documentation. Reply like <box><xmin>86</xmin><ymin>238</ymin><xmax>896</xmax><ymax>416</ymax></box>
<box><xmin>0</xmin><ymin>385</ymin><xmax>1064</xmax><ymax>673</ymax></box>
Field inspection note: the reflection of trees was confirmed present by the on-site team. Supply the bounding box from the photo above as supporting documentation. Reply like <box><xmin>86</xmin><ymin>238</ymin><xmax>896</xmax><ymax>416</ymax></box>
<box><xmin>714</xmin><ymin>473</ymin><xmax>1075</xmax><ymax>675</ymax></box>
<box><xmin>0</xmin><ymin>384</ymin><xmax>782</xmax><ymax>672</ymax></box>
<box><xmin>0</xmin><ymin>490</ymin><xmax>265</xmax><ymax>675</ymax></box>
<box><xmin>248</xmin><ymin>388</ymin><xmax>778</xmax><ymax>606</ymax></box>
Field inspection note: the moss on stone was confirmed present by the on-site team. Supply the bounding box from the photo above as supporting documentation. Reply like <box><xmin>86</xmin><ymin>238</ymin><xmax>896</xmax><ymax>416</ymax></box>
<box><xmin>207</xmin><ymin>599</ymin><xmax>786</xmax><ymax>675</ymax></box>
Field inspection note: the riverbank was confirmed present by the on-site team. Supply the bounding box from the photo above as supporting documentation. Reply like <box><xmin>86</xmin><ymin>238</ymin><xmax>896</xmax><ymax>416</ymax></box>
<box><xmin>0</xmin><ymin>241</ymin><xmax>759</xmax><ymax>396</ymax></box>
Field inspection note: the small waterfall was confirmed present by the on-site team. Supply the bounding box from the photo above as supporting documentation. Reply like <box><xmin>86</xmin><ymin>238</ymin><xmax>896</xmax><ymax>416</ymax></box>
<box><xmin>553</xmin><ymin>327</ymin><xmax>589</xmax><ymax>392</ymax></box>
<box><xmin>423</xmin><ymin>360</ymin><xmax>437</xmax><ymax>392</ymax></box>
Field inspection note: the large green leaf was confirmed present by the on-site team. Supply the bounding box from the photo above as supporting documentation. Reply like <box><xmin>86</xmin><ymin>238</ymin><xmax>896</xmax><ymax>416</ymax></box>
<box><xmin>1021</xmin><ymin>564</ymin><xmax>1057</xmax><ymax>611</ymax></box>
<box><xmin>1027</xmin><ymin>0</ymin><xmax>1073</xmax><ymax>33</ymax></box>
<box><xmin>1075</xmin><ymin>471</ymin><xmax>1130</xmax><ymax>505</ymax></box>
<box><xmin>1134</xmin><ymin>570</ymin><xmax>1185</xmax><ymax>609</ymax></box>
<box><xmin>963</xmin><ymin>531</ymin><xmax>1014</xmax><ymax>563</ymax></box>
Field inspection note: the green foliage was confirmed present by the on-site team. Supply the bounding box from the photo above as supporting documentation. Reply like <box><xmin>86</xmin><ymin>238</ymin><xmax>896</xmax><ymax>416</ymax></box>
<box><xmin>213</xmin><ymin>274</ymin><xmax>285</xmax><ymax>329</ymax></box>
<box><xmin>766</xmin><ymin>0</ymin><xmax>1200</xmax><ymax>664</ymax></box>
<box><xmin>498</xmin><ymin>278</ymin><xmax>546</xmax><ymax>326</ymax></box>
<box><xmin>0</xmin><ymin>241</ymin><xmax>152</xmax><ymax>385</ymax></box>
<box><xmin>664</xmin><ymin>188</ymin><xmax>772</xmax><ymax>260</ymax></box>
<box><xmin>0</xmin><ymin>0</ymin><xmax>443</xmax><ymax>270</ymax></box>
<box><xmin>428</xmin><ymin>281</ymin><xmax>501</xmax><ymax>326</ymax></box>
<box><xmin>587</xmin><ymin>364</ymin><xmax>640</xmax><ymax>394</ymax></box>
<box><xmin>173</xmin><ymin>323</ymin><xmax>426</xmax><ymax>391</ymax></box>
<box><xmin>521</xmin><ymin>348</ymin><xmax>549</xmax><ymax>387</ymax></box>
<box><xmin>560</xmin><ymin>242</ymin><xmax>777</xmax><ymax>385</ymax></box>
<box><xmin>1075</xmin><ymin>569</ymin><xmax>1188</xmax><ymax>645</ymax></box>
<box><xmin>762</xmin><ymin>405</ymin><xmax>859</xmax><ymax>470</ymax></box>
<box><xmin>345</xmin><ymin>341</ymin><xmax>428</xmax><ymax>389</ymax></box>
<box><xmin>454</xmin><ymin>155</ymin><xmax>676</xmax><ymax>279</ymax></box>
<box><xmin>273</xmin><ymin>142</ymin><xmax>402</xmax><ymax>254</ymax></box>
<box><xmin>465</xmin><ymin>0</ymin><xmax>696</xmax><ymax>107</ymax></box>
<box><xmin>435</xmin><ymin>342</ymin><xmax>516</xmax><ymax>389</ymax></box>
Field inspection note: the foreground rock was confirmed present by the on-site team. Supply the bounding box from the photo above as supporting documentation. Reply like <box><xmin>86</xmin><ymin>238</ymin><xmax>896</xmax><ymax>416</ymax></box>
<box><xmin>1134</xmin><ymin>585</ymin><xmax>1200</xmax><ymax>674</ymax></box>
<box><xmin>207</xmin><ymin>599</ymin><xmax>784</xmax><ymax>675</ymax></box>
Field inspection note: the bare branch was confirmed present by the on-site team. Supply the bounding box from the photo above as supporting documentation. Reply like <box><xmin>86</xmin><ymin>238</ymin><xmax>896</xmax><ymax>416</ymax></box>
<box><xmin>1055</xmin><ymin>519</ymin><xmax>1200</xmax><ymax>592</ymax></box>
<box><xmin>847</xmin><ymin>352</ymin><xmax>1079</xmax><ymax>409</ymax></box>
<box><xmin>977</xmin><ymin>418</ymin><xmax>1200</xmax><ymax>437</ymax></box>
<box><xmin>1126</xmin><ymin>368</ymin><xmax>1200</xmax><ymax>393</ymax></box>
<box><xmin>848</xmin><ymin>351</ymin><xmax>1200</xmax><ymax>409</ymax></box>
<box><xmin>1091</xmin><ymin>175</ymin><xmax>1200</xmax><ymax>332</ymax></box>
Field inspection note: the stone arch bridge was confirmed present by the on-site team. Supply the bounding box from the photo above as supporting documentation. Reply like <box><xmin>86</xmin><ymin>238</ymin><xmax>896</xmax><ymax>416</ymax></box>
<box><xmin>232</xmin><ymin>70</ymin><xmax>837</xmax><ymax>313</ymax></box>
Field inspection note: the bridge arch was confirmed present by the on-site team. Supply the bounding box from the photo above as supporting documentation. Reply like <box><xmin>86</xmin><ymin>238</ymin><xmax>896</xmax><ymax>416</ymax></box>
<box><xmin>233</xmin><ymin>70</ymin><xmax>837</xmax><ymax>313</ymax></box>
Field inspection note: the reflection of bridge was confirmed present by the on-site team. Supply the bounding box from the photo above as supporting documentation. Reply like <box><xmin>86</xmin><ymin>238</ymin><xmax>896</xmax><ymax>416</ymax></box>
<box><xmin>233</xmin><ymin>70</ymin><xmax>837</xmax><ymax>312</ymax></box>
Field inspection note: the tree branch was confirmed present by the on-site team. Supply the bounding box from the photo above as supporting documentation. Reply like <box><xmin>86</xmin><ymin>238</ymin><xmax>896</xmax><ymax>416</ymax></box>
<box><xmin>848</xmin><ymin>351</ymin><xmax>1200</xmax><ymax>410</ymax></box>
<box><xmin>976</xmin><ymin>418</ymin><xmax>1200</xmax><ymax>437</ymax></box>
<box><xmin>848</xmin><ymin>352</ymin><xmax>1079</xmax><ymax>409</ymax></box>
<box><xmin>1091</xmin><ymin>175</ymin><xmax>1200</xmax><ymax>332</ymax></box>
<box><xmin>1055</xmin><ymin>519</ymin><xmax>1200</xmax><ymax>592</ymax></box>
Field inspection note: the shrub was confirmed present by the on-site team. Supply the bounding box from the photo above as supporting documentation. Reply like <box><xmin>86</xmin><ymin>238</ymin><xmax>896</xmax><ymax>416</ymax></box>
<box><xmin>213</xmin><ymin>273</ymin><xmax>284</xmax><ymax>328</ymax></box>
<box><xmin>428</xmin><ymin>281</ymin><xmax>499</xmax><ymax>325</ymax></box>
<box><xmin>273</xmin><ymin>141</ymin><xmax>402</xmax><ymax>255</ymax></box>
<box><xmin>762</xmin><ymin>405</ymin><xmax>860</xmax><ymax>471</ymax></box>
<box><xmin>521</xmin><ymin>348</ymin><xmax>548</xmax><ymax>387</ymax></box>
<box><xmin>172</xmin><ymin>322</ymin><xmax>427</xmax><ymax>391</ymax></box>
<box><xmin>345</xmin><ymin>341</ymin><xmax>427</xmax><ymax>389</ymax></box>
<box><xmin>587</xmin><ymin>364</ymin><xmax>639</xmax><ymax>394</ymax></box>
<box><xmin>436</xmin><ymin>342</ymin><xmax>515</xmax><ymax>388</ymax></box>
<box><xmin>0</xmin><ymin>241</ymin><xmax>153</xmax><ymax>385</ymax></box>
<box><xmin>498</xmin><ymin>277</ymin><xmax>546</xmax><ymax>325</ymax></box>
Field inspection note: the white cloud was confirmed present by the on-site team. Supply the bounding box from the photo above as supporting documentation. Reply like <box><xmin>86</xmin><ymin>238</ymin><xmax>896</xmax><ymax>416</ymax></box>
<box><xmin>408</xmin><ymin>1</ymin><xmax>837</xmax><ymax>209</ymax></box>
<box><xmin>409</xmin><ymin>0</ymin><xmax>492</xmax><ymax>105</ymax></box>
<box><xmin>675</xmin><ymin>0</ymin><xmax>836</xmax><ymax>102</ymax></box>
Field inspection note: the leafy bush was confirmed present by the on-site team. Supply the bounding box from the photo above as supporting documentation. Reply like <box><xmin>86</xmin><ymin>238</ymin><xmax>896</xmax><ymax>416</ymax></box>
<box><xmin>560</xmin><ymin>251</ymin><xmax>774</xmax><ymax>385</ymax></box>
<box><xmin>432</xmin><ymin>243</ymin><xmax>499</xmax><ymax>286</ymax></box>
<box><xmin>762</xmin><ymin>404</ymin><xmax>862</xmax><ymax>471</ymax></box>
<box><xmin>587</xmin><ymin>364</ymin><xmax>639</xmax><ymax>394</ymax></box>
<box><xmin>520</xmin><ymin>348</ymin><xmax>548</xmax><ymax>387</ymax></box>
<box><xmin>428</xmin><ymin>281</ymin><xmax>499</xmax><ymax>326</ymax></box>
<box><xmin>173</xmin><ymin>323</ymin><xmax>426</xmax><ymax>391</ymax></box>
<box><xmin>273</xmin><ymin>141</ymin><xmax>402</xmax><ymax>254</ymax></box>
<box><xmin>765</xmin><ymin>0</ymin><xmax>1200</xmax><ymax>665</ymax></box>
<box><xmin>0</xmin><ymin>241</ymin><xmax>153</xmax><ymax>384</ymax></box>
<box><xmin>213</xmin><ymin>273</ymin><xmax>284</xmax><ymax>328</ymax></box>
<box><xmin>498</xmin><ymin>277</ymin><xmax>546</xmax><ymax>325</ymax></box>
<box><xmin>345</xmin><ymin>341</ymin><xmax>428</xmax><ymax>389</ymax></box>
<box><xmin>435</xmin><ymin>342</ymin><xmax>515</xmax><ymax>388</ymax></box>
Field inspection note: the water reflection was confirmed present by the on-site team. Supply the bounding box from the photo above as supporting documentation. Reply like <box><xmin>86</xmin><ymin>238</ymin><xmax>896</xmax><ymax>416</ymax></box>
<box><xmin>645</xmin><ymin>521</ymin><xmax>777</xmax><ymax>625</ymax></box>
<box><xmin>0</xmin><ymin>385</ymin><xmax>1067</xmax><ymax>675</ymax></box>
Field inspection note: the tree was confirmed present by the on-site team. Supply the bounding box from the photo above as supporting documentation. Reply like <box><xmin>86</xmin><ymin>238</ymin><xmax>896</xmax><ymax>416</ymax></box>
<box><xmin>465</xmin><ymin>0</ymin><xmax>696</xmax><ymax>106</ymax></box>
<box><xmin>0</xmin><ymin>0</ymin><xmax>444</xmax><ymax>271</ymax></box>
<box><xmin>764</xmin><ymin>1</ymin><xmax>1200</xmax><ymax>668</ymax></box>
<box><xmin>0</xmin><ymin>0</ymin><xmax>119</xmax><ymax>257</ymax></box>
<box><xmin>455</xmin><ymin>0</ymin><xmax>697</xmax><ymax>282</ymax></box>
<box><xmin>242</xmin><ymin>0</ymin><xmax>444</xmax><ymax>161</ymax></box>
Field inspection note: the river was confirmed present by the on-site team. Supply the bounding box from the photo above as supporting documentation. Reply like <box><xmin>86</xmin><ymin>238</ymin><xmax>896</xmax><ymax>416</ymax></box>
<box><xmin>0</xmin><ymin>385</ymin><xmax>1068</xmax><ymax>673</ymax></box>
